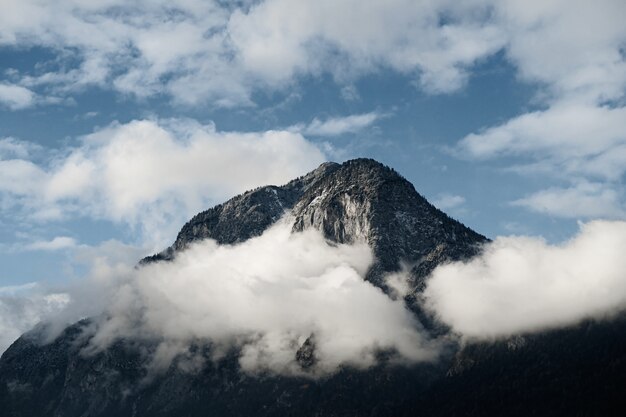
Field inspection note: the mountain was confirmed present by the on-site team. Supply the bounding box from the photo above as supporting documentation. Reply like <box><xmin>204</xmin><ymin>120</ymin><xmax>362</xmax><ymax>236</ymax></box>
<box><xmin>1</xmin><ymin>158</ymin><xmax>625</xmax><ymax>417</ymax></box>
<box><xmin>143</xmin><ymin>159</ymin><xmax>486</xmax><ymax>289</ymax></box>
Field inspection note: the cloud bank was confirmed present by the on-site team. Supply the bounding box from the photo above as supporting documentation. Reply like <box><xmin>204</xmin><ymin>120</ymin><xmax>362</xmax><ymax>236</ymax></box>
<box><xmin>4</xmin><ymin>218</ymin><xmax>626</xmax><ymax>375</ymax></box>
<box><xmin>83</xmin><ymin>219</ymin><xmax>436</xmax><ymax>376</ymax></box>
<box><xmin>423</xmin><ymin>220</ymin><xmax>626</xmax><ymax>338</ymax></box>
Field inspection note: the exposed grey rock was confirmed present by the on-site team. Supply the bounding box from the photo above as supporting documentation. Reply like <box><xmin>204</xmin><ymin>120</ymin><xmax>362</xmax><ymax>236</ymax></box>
<box><xmin>140</xmin><ymin>161</ymin><xmax>341</xmax><ymax>264</ymax></box>
<box><xmin>295</xmin><ymin>336</ymin><xmax>317</xmax><ymax>369</ymax></box>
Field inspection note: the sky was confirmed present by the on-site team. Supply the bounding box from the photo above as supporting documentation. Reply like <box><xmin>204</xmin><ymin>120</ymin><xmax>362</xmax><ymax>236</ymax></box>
<box><xmin>1</xmin><ymin>0</ymin><xmax>626</xmax><ymax>357</ymax></box>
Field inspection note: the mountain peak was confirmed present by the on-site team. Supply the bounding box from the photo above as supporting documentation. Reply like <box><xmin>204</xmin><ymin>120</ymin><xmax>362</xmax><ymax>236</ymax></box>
<box><xmin>145</xmin><ymin>158</ymin><xmax>486</xmax><ymax>289</ymax></box>
<box><xmin>288</xmin><ymin>159</ymin><xmax>485</xmax><ymax>286</ymax></box>
<box><xmin>316</xmin><ymin>158</ymin><xmax>404</xmax><ymax>184</ymax></box>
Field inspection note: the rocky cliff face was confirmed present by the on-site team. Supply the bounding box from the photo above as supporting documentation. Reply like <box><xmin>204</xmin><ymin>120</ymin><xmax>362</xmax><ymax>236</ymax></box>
<box><xmin>2</xmin><ymin>159</ymin><xmax>625</xmax><ymax>417</ymax></box>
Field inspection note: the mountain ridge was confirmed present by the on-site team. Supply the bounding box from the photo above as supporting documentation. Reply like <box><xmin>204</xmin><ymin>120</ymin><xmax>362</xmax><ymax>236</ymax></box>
<box><xmin>143</xmin><ymin>158</ymin><xmax>487</xmax><ymax>291</ymax></box>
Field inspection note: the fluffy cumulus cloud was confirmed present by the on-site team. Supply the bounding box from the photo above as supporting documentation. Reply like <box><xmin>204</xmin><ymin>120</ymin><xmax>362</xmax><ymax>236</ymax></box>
<box><xmin>423</xmin><ymin>220</ymin><xmax>626</xmax><ymax>338</ymax></box>
<box><xmin>0</xmin><ymin>119</ymin><xmax>325</xmax><ymax>246</ymax></box>
<box><xmin>0</xmin><ymin>0</ymin><xmax>507</xmax><ymax>106</ymax></box>
<box><xmin>0</xmin><ymin>83</ymin><xmax>36</xmax><ymax>110</ymax></box>
<box><xmin>227</xmin><ymin>0</ymin><xmax>505</xmax><ymax>93</ymax></box>
<box><xmin>493</xmin><ymin>0</ymin><xmax>626</xmax><ymax>104</ymax></box>
<box><xmin>75</xmin><ymin>219</ymin><xmax>436</xmax><ymax>376</ymax></box>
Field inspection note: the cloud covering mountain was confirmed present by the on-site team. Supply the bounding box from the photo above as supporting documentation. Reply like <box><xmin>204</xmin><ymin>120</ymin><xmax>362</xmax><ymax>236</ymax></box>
<box><xmin>83</xmin><ymin>219</ymin><xmax>436</xmax><ymax>376</ymax></box>
<box><xmin>424</xmin><ymin>220</ymin><xmax>626</xmax><ymax>338</ymax></box>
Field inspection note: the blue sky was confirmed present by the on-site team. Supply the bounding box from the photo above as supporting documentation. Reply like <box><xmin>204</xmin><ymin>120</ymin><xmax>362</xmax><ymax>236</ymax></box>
<box><xmin>0</xmin><ymin>0</ymin><xmax>625</xmax><ymax>294</ymax></box>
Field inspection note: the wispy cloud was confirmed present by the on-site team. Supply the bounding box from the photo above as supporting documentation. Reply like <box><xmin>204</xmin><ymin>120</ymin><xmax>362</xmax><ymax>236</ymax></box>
<box><xmin>0</xmin><ymin>282</ymin><xmax>38</xmax><ymax>295</ymax></box>
<box><xmin>432</xmin><ymin>193</ymin><xmax>466</xmax><ymax>211</ymax></box>
<box><xmin>340</xmin><ymin>85</ymin><xmax>360</xmax><ymax>101</ymax></box>
<box><xmin>291</xmin><ymin>111</ymin><xmax>384</xmax><ymax>137</ymax></box>
<box><xmin>511</xmin><ymin>182</ymin><xmax>625</xmax><ymax>219</ymax></box>
<box><xmin>25</xmin><ymin>236</ymin><xmax>77</xmax><ymax>251</ymax></box>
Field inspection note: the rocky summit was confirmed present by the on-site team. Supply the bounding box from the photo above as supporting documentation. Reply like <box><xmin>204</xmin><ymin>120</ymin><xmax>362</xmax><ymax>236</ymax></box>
<box><xmin>1</xmin><ymin>159</ymin><xmax>625</xmax><ymax>417</ymax></box>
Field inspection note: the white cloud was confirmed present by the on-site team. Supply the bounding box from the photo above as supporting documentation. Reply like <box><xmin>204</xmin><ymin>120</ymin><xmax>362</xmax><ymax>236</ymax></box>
<box><xmin>459</xmin><ymin>104</ymin><xmax>626</xmax><ymax>179</ymax></box>
<box><xmin>0</xmin><ymin>83</ymin><xmax>35</xmax><ymax>110</ymax></box>
<box><xmin>82</xmin><ymin>219</ymin><xmax>436</xmax><ymax>376</ymax></box>
<box><xmin>294</xmin><ymin>112</ymin><xmax>383</xmax><ymax>137</ymax></box>
<box><xmin>0</xmin><ymin>159</ymin><xmax>46</xmax><ymax>197</ymax></box>
<box><xmin>432</xmin><ymin>193</ymin><xmax>466</xmax><ymax>211</ymax></box>
<box><xmin>0</xmin><ymin>282</ymin><xmax>37</xmax><ymax>295</ymax></box>
<box><xmin>423</xmin><ymin>220</ymin><xmax>626</xmax><ymax>338</ymax></box>
<box><xmin>494</xmin><ymin>0</ymin><xmax>626</xmax><ymax>104</ymax></box>
<box><xmin>0</xmin><ymin>119</ymin><xmax>326</xmax><ymax>247</ymax></box>
<box><xmin>0</xmin><ymin>221</ymin><xmax>434</xmax><ymax>371</ymax></box>
<box><xmin>0</xmin><ymin>137</ymin><xmax>39</xmax><ymax>159</ymax></box>
<box><xmin>0</xmin><ymin>83</ymin><xmax>64</xmax><ymax>110</ymax></box>
<box><xmin>458</xmin><ymin>102</ymin><xmax>626</xmax><ymax>219</ymax></box>
<box><xmin>25</xmin><ymin>236</ymin><xmax>77</xmax><ymax>251</ymax></box>
<box><xmin>512</xmin><ymin>182</ymin><xmax>625</xmax><ymax>219</ymax></box>
<box><xmin>228</xmin><ymin>0</ymin><xmax>505</xmax><ymax>92</ymax></box>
